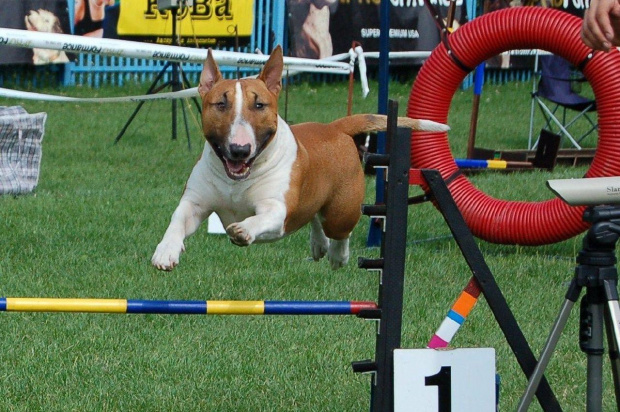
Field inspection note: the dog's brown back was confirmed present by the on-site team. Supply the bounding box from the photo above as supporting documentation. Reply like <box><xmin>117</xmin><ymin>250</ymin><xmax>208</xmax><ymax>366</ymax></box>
<box><xmin>283</xmin><ymin>114</ymin><xmax>447</xmax><ymax>238</ymax></box>
<box><xmin>284</xmin><ymin>121</ymin><xmax>365</xmax><ymax>239</ymax></box>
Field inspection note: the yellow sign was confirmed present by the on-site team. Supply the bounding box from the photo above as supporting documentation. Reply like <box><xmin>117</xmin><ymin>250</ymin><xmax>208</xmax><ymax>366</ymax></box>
<box><xmin>118</xmin><ymin>0</ymin><xmax>255</xmax><ymax>41</ymax></box>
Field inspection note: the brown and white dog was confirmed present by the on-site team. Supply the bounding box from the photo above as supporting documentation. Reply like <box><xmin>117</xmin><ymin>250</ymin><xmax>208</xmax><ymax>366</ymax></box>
<box><xmin>151</xmin><ymin>46</ymin><xmax>449</xmax><ymax>271</ymax></box>
<box><xmin>24</xmin><ymin>9</ymin><xmax>70</xmax><ymax>65</ymax></box>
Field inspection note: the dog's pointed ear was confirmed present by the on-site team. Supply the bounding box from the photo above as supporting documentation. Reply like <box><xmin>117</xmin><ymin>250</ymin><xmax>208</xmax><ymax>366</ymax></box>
<box><xmin>258</xmin><ymin>45</ymin><xmax>283</xmax><ymax>97</ymax></box>
<box><xmin>199</xmin><ymin>48</ymin><xmax>222</xmax><ymax>97</ymax></box>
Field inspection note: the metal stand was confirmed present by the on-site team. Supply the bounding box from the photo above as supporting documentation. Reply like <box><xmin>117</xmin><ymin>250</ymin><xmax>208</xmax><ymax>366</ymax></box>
<box><xmin>114</xmin><ymin>6</ymin><xmax>200</xmax><ymax>148</ymax></box>
<box><xmin>353</xmin><ymin>100</ymin><xmax>409</xmax><ymax>412</ymax></box>
<box><xmin>518</xmin><ymin>205</ymin><xmax>620</xmax><ymax>411</ymax></box>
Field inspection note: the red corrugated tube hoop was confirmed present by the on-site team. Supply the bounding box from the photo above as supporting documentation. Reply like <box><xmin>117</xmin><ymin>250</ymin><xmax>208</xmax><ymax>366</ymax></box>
<box><xmin>409</xmin><ymin>6</ymin><xmax>620</xmax><ymax>245</ymax></box>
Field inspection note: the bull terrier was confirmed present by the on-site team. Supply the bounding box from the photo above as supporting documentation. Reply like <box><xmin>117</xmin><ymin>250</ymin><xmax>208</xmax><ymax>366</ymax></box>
<box><xmin>152</xmin><ymin>46</ymin><xmax>449</xmax><ymax>271</ymax></box>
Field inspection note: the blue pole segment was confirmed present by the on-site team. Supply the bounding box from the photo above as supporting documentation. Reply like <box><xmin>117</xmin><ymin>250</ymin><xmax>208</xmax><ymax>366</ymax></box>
<box><xmin>0</xmin><ymin>298</ymin><xmax>5</xmax><ymax>311</ymax></box>
<box><xmin>126</xmin><ymin>300</ymin><xmax>207</xmax><ymax>314</ymax></box>
<box><xmin>447</xmin><ymin>309</ymin><xmax>465</xmax><ymax>325</ymax></box>
<box><xmin>367</xmin><ymin>0</ymin><xmax>391</xmax><ymax>248</ymax></box>
<box><xmin>456</xmin><ymin>159</ymin><xmax>487</xmax><ymax>168</ymax></box>
<box><xmin>474</xmin><ymin>62</ymin><xmax>485</xmax><ymax>95</ymax></box>
<box><xmin>264</xmin><ymin>301</ymin><xmax>354</xmax><ymax>315</ymax></box>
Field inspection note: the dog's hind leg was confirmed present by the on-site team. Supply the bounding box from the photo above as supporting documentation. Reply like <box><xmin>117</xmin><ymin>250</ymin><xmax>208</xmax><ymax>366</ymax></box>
<box><xmin>327</xmin><ymin>238</ymin><xmax>350</xmax><ymax>269</ymax></box>
<box><xmin>310</xmin><ymin>214</ymin><xmax>329</xmax><ymax>261</ymax></box>
<box><xmin>320</xmin><ymin>197</ymin><xmax>360</xmax><ymax>270</ymax></box>
<box><xmin>152</xmin><ymin>199</ymin><xmax>210</xmax><ymax>271</ymax></box>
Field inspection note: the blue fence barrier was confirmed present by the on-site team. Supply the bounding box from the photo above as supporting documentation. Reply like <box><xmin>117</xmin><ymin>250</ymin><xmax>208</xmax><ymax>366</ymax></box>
<box><xmin>0</xmin><ymin>0</ymin><xmax>285</xmax><ymax>89</ymax></box>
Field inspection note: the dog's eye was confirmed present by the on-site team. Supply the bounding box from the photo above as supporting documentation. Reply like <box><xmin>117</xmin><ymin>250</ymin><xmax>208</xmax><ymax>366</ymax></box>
<box><xmin>254</xmin><ymin>102</ymin><xmax>265</xmax><ymax>110</ymax></box>
<box><xmin>215</xmin><ymin>101</ymin><xmax>226</xmax><ymax>111</ymax></box>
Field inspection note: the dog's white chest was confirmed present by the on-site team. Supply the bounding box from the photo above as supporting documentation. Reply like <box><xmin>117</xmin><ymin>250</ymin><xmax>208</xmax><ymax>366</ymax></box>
<box><xmin>188</xmin><ymin>118</ymin><xmax>298</xmax><ymax>227</ymax></box>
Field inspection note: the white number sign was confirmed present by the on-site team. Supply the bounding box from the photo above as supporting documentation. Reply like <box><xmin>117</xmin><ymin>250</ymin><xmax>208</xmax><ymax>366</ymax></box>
<box><xmin>394</xmin><ymin>348</ymin><xmax>496</xmax><ymax>412</ymax></box>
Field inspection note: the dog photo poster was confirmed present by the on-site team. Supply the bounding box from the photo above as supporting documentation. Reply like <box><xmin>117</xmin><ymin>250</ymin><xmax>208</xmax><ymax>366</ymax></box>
<box><xmin>0</xmin><ymin>0</ymin><xmax>73</xmax><ymax>65</ymax></box>
<box><xmin>286</xmin><ymin>0</ymin><xmax>468</xmax><ymax>63</ymax></box>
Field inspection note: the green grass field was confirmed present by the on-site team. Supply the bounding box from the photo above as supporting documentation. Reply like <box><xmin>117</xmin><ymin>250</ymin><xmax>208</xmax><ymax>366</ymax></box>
<box><xmin>0</xmin><ymin>76</ymin><xmax>609</xmax><ymax>411</ymax></box>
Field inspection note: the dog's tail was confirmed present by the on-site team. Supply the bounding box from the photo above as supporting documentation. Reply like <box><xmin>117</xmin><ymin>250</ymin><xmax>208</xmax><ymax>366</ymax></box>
<box><xmin>330</xmin><ymin>114</ymin><xmax>449</xmax><ymax>136</ymax></box>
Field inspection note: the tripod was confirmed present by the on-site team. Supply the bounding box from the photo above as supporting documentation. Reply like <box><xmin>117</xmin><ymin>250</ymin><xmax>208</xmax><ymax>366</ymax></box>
<box><xmin>518</xmin><ymin>205</ymin><xmax>620</xmax><ymax>411</ymax></box>
<box><xmin>114</xmin><ymin>6</ymin><xmax>200</xmax><ymax>148</ymax></box>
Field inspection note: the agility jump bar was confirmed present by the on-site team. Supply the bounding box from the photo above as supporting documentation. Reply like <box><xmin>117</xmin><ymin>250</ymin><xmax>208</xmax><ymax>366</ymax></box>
<box><xmin>455</xmin><ymin>159</ymin><xmax>508</xmax><ymax>169</ymax></box>
<box><xmin>0</xmin><ymin>298</ymin><xmax>377</xmax><ymax>315</ymax></box>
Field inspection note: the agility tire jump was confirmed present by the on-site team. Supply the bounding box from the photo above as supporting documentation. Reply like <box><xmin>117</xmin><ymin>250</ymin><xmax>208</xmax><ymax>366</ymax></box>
<box><xmin>409</xmin><ymin>7</ymin><xmax>620</xmax><ymax>245</ymax></box>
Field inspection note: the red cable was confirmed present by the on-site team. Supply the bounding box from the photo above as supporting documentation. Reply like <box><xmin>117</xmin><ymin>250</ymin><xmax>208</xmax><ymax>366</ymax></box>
<box><xmin>408</xmin><ymin>7</ymin><xmax>620</xmax><ymax>245</ymax></box>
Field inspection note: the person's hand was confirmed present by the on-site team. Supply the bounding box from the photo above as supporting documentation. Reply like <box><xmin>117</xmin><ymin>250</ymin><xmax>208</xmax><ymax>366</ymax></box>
<box><xmin>582</xmin><ymin>0</ymin><xmax>620</xmax><ymax>51</ymax></box>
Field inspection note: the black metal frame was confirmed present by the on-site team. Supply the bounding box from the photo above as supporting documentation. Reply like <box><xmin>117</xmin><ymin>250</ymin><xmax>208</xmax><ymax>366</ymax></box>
<box><xmin>354</xmin><ymin>101</ymin><xmax>409</xmax><ymax>412</ymax></box>
<box><xmin>422</xmin><ymin>168</ymin><xmax>562</xmax><ymax>411</ymax></box>
<box><xmin>355</xmin><ymin>100</ymin><xmax>563</xmax><ymax>411</ymax></box>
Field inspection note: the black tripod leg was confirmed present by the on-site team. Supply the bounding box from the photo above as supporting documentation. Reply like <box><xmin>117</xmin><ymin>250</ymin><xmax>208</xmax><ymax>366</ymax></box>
<box><xmin>581</xmin><ymin>289</ymin><xmax>605</xmax><ymax>412</ymax></box>
<box><xmin>190</xmin><ymin>96</ymin><xmax>202</xmax><ymax>114</ymax></box>
<box><xmin>172</xmin><ymin>98</ymin><xmax>178</xmax><ymax>141</ymax></box>
<box><xmin>114</xmin><ymin>100</ymin><xmax>146</xmax><ymax>144</ymax></box>
<box><xmin>180</xmin><ymin>66</ymin><xmax>202</xmax><ymax>114</ymax></box>
<box><xmin>171</xmin><ymin>62</ymin><xmax>182</xmax><ymax>141</ymax></box>
<box><xmin>145</xmin><ymin>62</ymin><xmax>172</xmax><ymax>94</ymax></box>
<box><xmin>114</xmin><ymin>62</ymin><xmax>172</xmax><ymax>144</ymax></box>
<box><xmin>177</xmin><ymin>65</ymin><xmax>195</xmax><ymax>149</ymax></box>
<box><xmin>603</xmin><ymin>280</ymin><xmax>620</xmax><ymax>410</ymax></box>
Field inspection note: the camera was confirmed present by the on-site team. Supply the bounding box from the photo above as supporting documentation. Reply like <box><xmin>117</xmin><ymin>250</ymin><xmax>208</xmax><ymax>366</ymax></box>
<box><xmin>157</xmin><ymin>0</ymin><xmax>193</xmax><ymax>10</ymax></box>
<box><xmin>547</xmin><ymin>176</ymin><xmax>620</xmax><ymax>206</ymax></box>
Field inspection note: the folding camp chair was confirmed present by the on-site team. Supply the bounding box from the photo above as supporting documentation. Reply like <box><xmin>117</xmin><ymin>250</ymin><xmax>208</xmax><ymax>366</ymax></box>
<box><xmin>528</xmin><ymin>53</ymin><xmax>597</xmax><ymax>150</ymax></box>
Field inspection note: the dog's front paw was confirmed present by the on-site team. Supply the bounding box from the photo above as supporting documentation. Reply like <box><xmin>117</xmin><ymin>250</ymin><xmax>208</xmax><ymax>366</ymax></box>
<box><xmin>151</xmin><ymin>240</ymin><xmax>185</xmax><ymax>271</ymax></box>
<box><xmin>226</xmin><ymin>223</ymin><xmax>255</xmax><ymax>246</ymax></box>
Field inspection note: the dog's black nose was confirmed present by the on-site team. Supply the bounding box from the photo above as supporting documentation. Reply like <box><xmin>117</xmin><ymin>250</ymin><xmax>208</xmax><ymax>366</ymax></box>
<box><xmin>229</xmin><ymin>144</ymin><xmax>251</xmax><ymax>160</ymax></box>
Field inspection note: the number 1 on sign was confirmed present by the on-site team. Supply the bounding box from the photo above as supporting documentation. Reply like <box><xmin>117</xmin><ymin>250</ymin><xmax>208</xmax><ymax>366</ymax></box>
<box><xmin>425</xmin><ymin>366</ymin><xmax>451</xmax><ymax>412</ymax></box>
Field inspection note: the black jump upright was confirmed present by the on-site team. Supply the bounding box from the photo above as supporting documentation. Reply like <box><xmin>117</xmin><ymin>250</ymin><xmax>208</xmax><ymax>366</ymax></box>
<box><xmin>353</xmin><ymin>100</ymin><xmax>410</xmax><ymax>412</ymax></box>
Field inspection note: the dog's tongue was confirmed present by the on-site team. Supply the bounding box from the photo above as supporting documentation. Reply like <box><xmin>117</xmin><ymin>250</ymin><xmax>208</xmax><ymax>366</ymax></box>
<box><xmin>225</xmin><ymin>159</ymin><xmax>247</xmax><ymax>175</ymax></box>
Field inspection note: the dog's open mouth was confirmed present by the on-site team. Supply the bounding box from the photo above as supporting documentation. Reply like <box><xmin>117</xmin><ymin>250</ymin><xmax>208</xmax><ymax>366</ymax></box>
<box><xmin>223</xmin><ymin>157</ymin><xmax>255</xmax><ymax>180</ymax></box>
<box><xmin>210</xmin><ymin>144</ymin><xmax>255</xmax><ymax>181</ymax></box>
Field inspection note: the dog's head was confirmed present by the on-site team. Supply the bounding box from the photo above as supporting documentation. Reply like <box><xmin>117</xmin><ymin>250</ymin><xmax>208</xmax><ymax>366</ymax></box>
<box><xmin>198</xmin><ymin>46</ymin><xmax>283</xmax><ymax>181</ymax></box>
<box><xmin>25</xmin><ymin>9</ymin><xmax>63</xmax><ymax>34</ymax></box>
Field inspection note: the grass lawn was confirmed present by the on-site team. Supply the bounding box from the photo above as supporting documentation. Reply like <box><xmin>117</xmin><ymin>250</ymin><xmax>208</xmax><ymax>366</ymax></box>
<box><xmin>0</xmin><ymin>75</ymin><xmax>608</xmax><ymax>411</ymax></box>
